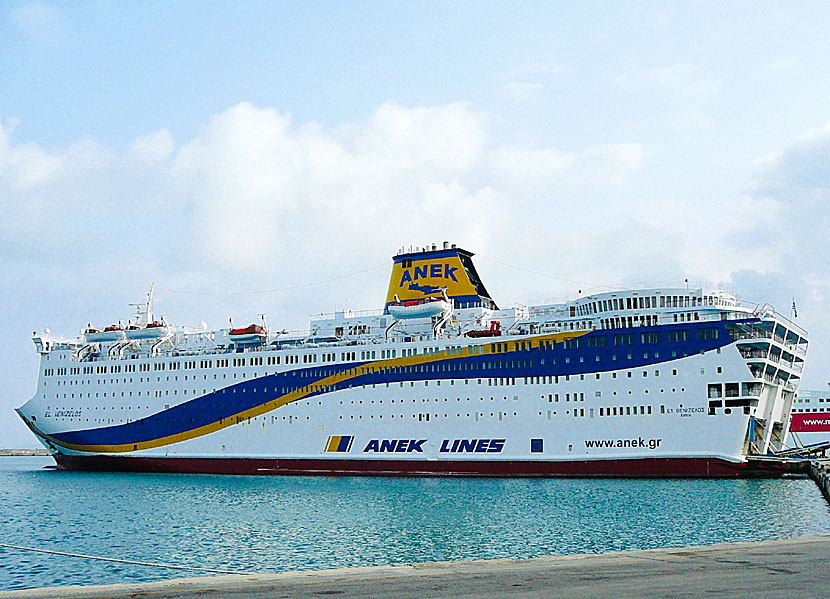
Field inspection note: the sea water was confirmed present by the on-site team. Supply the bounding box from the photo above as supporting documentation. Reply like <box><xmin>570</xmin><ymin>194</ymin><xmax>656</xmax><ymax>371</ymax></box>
<box><xmin>1</xmin><ymin>456</ymin><xmax>829</xmax><ymax>591</ymax></box>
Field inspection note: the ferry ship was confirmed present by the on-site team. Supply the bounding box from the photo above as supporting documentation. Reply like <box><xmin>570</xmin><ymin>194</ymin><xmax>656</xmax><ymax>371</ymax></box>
<box><xmin>16</xmin><ymin>243</ymin><xmax>809</xmax><ymax>477</ymax></box>
<box><xmin>788</xmin><ymin>388</ymin><xmax>830</xmax><ymax>449</ymax></box>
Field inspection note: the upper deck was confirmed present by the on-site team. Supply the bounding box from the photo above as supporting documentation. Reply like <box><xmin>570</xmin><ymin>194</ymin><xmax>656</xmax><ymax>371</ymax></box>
<box><xmin>29</xmin><ymin>244</ymin><xmax>808</xmax><ymax>392</ymax></box>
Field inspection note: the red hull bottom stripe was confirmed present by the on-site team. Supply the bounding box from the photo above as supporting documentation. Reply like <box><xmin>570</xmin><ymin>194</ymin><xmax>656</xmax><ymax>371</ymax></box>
<box><xmin>52</xmin><ymin>455</ymin><xmax>785</xmax><ymax>478</ymax></box>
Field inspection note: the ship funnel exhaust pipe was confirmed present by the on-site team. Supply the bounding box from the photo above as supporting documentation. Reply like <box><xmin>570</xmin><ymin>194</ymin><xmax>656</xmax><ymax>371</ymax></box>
<box><xmin>385</xmin><ymin>243</ymin><xmax>497</xmax><ymax>312</ymax></box>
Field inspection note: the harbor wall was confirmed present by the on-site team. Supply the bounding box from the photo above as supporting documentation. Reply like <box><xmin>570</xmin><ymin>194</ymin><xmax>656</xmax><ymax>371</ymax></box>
<box><xmin>810</xmin><ymin>460</ymin><xmax>830</xmax><ymax>503</ymax></box>
<box><xmin>0</xmin><ymin>449</ymin><xmax>49</xmax><ymax>457</ymax></box>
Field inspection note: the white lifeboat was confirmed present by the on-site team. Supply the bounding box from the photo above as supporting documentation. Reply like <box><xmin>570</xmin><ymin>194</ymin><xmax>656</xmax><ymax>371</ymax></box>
<box><xmin>85</xmin><ymin>324</ymin><xmax>125</xmax><ymax>343</ymax></box>
<box><xmin>388</xmin><ymin>298</ymin><xmax>450</xmax><ymax>320</ymax></box>
<box><xmin>125</xmin><ymin>322</ymin><xmax>169</xmax><ymax>340</ymax></box>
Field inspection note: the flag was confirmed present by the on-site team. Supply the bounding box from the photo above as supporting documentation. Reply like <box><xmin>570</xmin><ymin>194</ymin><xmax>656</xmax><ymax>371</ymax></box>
<box><xmin>792</xmin><ymin>299</ymin><xmax>798</xmax><ymax>318</ymax></box>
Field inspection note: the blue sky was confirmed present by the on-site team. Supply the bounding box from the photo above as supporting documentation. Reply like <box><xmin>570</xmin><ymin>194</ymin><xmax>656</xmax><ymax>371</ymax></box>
<box><xmin>2</xmin><ymin>1</ymin><xmax>830</xmax><ymax>447</ymax></box>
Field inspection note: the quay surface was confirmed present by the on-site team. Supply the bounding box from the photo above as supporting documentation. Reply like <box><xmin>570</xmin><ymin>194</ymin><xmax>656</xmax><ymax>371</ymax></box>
<box><xmin>2</xmin><ymin>536</ymin><xmax>829</xmax><ymax>599</ymax></box>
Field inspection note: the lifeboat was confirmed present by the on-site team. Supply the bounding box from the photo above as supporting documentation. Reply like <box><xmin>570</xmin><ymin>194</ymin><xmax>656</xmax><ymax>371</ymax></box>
<box><xmin>465</xmin><ymin>320</ymin><xmax>502</xmax><ymax>338</ymax></box>
<box><xmin>388</xmin><ymin>298</ymin><xmax>450</xmax><ymax>320</ymax></box>
<box><xmin>229</xmin><ymin>324</ymin><xmax>267</xmax><ymax>343</ymax></box>
<box><xmin>85</xmin><ymin>324</ymin><xmax>125</xmax><ymax>343</ymax></box>
<box><xmin>125</xmin><ymin>322</ymin><xmax>169</xmax><ymax>340</ymax></box>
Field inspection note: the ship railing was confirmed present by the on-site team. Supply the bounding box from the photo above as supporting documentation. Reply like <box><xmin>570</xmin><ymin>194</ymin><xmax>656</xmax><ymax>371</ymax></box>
<box><xmin>778</xmin><ymin>332</ymin><xmax>808</xmax><ymax>353</ymax></box>
<box><xmin>528</xmin><ymin>282</ymin><xmax>744</xmax><ymax>306</ymax></box>
<box><xmin>751</xmin><ymin>304</ymin><xmax>808</xmax><ymax>338</ymax></box>
<box><xmin>533</xmin><ymin>302</ymin><xmax>788</xmax><ymax>329</ymax></box>
<box><xmin>544</xmin><ymin>309</ymin><xmax>765</xmax><ymax>332</ymax></box>
<box><xmin>738</xmin><ymin>349</ymin><xmax>770</xmax><ymax>359</ymax></box>
<box><xmin>740</xmin><ymin>353</ymin><xmax>802</xmax><ymax>376</ymax></box>
<box><xmin>735</xmin><ymin>331</ymin><xmax>808</xmax><ymax>358</ymax></box>
<box><xmin>785</xmin><ymin>343</ymin><xmax>808</xmax><ymax>357</ymax></box>
<box><xmin>311</xmin><ymin>308</ymin><xmax>385</xmax><ymax>320</ymax></box>
<box><xmin>76</xmin><ymin>330</ymin><xmax>437</xmax><ymax>362</ymax></box>
<box><xmin>728</xmin><ymin>330</ymin><xmax>761</xmax><ymax>341</ymax></box>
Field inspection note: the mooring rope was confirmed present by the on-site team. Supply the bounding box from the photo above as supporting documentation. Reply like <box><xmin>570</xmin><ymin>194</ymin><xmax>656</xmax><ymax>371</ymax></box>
<box><xmin>0</xmin><ymin>543</ymin><xmax>250</xmax><ymax>575</ymax></box>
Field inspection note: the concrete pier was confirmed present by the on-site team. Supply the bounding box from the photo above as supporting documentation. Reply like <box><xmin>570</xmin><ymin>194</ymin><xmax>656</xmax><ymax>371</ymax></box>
<box><xmin>2</xmin><ymin>536</ymin><xmax>829</xmax><ymax>599</ymax></box>
<box><xmin>810</xmin><ymin>461</ymin><xmax>830</xmax><ymax>503</ymax></box>
<box><xmin>0</xmin><ymin>449</ymin><xmax>50</xmax><ymax>457</ymax></box>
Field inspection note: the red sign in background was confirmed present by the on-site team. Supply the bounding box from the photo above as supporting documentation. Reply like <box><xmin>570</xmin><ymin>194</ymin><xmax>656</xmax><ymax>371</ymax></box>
<box><xmin>790</xmin><ymin>412</ymin><xmax>830</xmax><ymax>432</ymax></box>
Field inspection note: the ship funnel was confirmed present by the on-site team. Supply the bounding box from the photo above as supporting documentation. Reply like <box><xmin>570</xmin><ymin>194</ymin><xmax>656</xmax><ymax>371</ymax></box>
<box><xmin>384</xmin><ymin>244</ymin><xmax>497</xmax><ymax>312</ymax></box>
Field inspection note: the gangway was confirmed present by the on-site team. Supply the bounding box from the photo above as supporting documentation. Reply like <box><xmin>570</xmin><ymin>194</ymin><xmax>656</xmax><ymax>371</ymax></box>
<box><xmin>774</xmin><ymin>441</ymin><xmax>830</xmax><ymax>459</ymax></box>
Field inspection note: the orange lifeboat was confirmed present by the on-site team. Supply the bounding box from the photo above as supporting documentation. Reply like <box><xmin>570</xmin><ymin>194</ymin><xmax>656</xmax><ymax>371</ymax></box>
<box><xmin>465</xmin><ymin>320</ymin><xmax>502</xmax><ymax>338</ymax></box>
<box><xmin>229</xmin><ymin>324</ymin><xmax>267</xmax><ymax>343</ymax></box>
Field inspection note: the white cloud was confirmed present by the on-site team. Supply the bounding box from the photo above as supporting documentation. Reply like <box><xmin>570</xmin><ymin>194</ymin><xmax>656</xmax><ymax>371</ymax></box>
<box><xmin>740</xmin><ymin>122</ymin><xmax>830</xmax><ymax>280</ymax></box>
<box><xmin>129</xmin><ymin>130</ymin><xmax>175</xmax><ymax>163</ymax></box>
<box><xmin>0</xmin><ymin>119</ymin><xmax>110</xmax><ymax>243</ymax></box>
<box><xmin>609</xmin><ymin>62</ymin><xmax>716</xmax><ymax>129</ymax></box>
<box><xmin>750</xmin><ymin>123</ymin><xmax>830</xmax><ymax>202</ymax></box>
<box><xmin>11</xmin><ymin>1</ymin><xmax>73</xmax><ymax>48</ymax></box>
<box><xmin>28</xmin><ymin>100</ymin><xmax>830</xmax><ymax>321</ymax></box>
<box><xmin>358</xmin><ymin>102</ymin><xmax>487</xmax><ymax>172</ymax></box>
<box><xmin>0</xmin><ymin>117</ymin><xmax>60</xmax><ymax>191</ymax></box>
<box><xmin>612</xmin><ymin>63</ymin><xmax>715</xmax><ymax>99</ymax></box>
<box><xmin>500</xmin><ymin>62</ymin><xmax>567</xmax><ymax>104</ymax></box>
<box><xmin>492</xmin><ymin>142</ymin><xmax>645</xmax><ymax>186</ymax></box>
<box><xmin>169</xmin><ymin>101</ymin><xmax>493</xmax><ymax>274</ymax></box>
<box><xmin>768</xmin><ymin>58</ymin><xmax>798</xmax><ymax>71</ymax></box>
<box><xmin>0</xmin><ymin>100</ymin><xmax>653</xmax><ymax>319</ymax></box>
<box><xmin>502</xmin><ymin>81</ymin><xmax>545</xmax><ymax>103</ymax></box>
